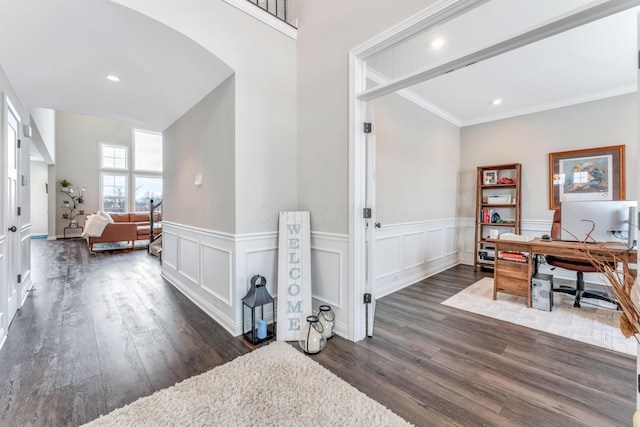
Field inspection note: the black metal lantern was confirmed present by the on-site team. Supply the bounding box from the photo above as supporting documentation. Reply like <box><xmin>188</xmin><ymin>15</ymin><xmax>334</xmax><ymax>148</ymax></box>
<box><xmin>242</xmin><ymin>274</ymin><xmax>275</xmax><ymax>344</ymax></box>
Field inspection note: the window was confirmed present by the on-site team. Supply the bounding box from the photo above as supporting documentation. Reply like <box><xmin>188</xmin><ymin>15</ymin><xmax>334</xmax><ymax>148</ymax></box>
<box><xmin>134</xmin><ymin>175</ymin><xmax>163</xmax><ymax>211</ymax></box>
<box><xmin>134</xmin><ymin>129</ymin><xmax>162</xmax><ymax>172</ymax></box>
<box><xmin>101</xmin><ymin>144</ymin><xmax>128</xmax><ymax>170</ymax></box>
<box><xmin>99</xmin><ymin>129</ymin><xmax>162</xmax><ymax>212</ymax></box>
<box><xmin>101</xmin><ymin>173</ymin><xmax>128</xmax><ymax>213</ymax></box>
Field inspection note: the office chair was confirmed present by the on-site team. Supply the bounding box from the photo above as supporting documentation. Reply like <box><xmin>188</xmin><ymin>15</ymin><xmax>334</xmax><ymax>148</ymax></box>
<box><xmin>546</xmin><ymin>208</ymin><xmax>618</xmax><ymax>308</ymax></box>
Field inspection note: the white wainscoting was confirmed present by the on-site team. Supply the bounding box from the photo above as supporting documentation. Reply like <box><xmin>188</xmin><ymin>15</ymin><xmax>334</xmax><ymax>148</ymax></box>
<box><xmin>374</xmin><ymin>218</ymin><xmax>459</xmax><ymax>298</ymax></box>
<box><xmin>161</xmin><ymin>222</ymin><xmax>349</xmax><ymax>339</ymax></box>
<box><xmin>0</xmin><ymin>236</ymin><xmax>6</xmax><ymax>349</ymax></box>
<box><xmin>19</xmin><ymin>225</ymin><xmax>32</xmax><ymax>306</ymax></box>
<box><xmin>310</xmin><ymin>232</ymin><xmax>349</xmax><ymax>338</ymax></box>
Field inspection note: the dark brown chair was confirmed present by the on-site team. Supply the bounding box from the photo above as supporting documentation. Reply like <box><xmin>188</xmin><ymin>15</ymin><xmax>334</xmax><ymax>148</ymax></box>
<box><xmin>546</xmin><ymin>208</ymin><xmax>617</xmax><ymax>308</ymax></box>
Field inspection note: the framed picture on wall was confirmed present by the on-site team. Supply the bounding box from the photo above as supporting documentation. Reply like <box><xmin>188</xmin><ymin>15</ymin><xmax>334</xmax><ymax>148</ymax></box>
<box><xmin>548</xmin><ymin>145</ymin><xmax>625</xmax><ymax>210</ymax></box>
<box><xmin>483</xmin><ymin>170</ymin><xmax>498</xmax><ymax>185</ymax></box>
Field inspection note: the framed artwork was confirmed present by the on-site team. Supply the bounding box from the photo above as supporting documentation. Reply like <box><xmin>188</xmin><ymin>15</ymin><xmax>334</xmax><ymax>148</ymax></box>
<box><xmin>548</xmin><ymin>145</ymin><xmax>625</xmax><ymax>210</ymax></box>
<box><xmin>483</xmin><ymin>170</ymin><xmax>498</xmax><ymax>185</ymax></box>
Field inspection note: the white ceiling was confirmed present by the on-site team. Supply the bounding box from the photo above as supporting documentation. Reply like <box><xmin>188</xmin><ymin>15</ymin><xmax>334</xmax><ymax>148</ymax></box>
<box><xmin>0</xmin><ymin>0</ymin><xmax>637</xmax><ymax>154</ymax></box>
<box><xmin>366</xmin><ymin>0</ymin><xmax>639</xmax><ymax>126</ymax></box>
<box><xmin>0</xmin><ymin>0</ymin><xmax>232</xmax><ymax>133</ymax></box>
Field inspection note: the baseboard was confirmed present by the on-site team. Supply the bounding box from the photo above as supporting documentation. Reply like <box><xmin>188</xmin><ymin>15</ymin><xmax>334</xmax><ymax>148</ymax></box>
<box><xmin>161</xmin><ymin>269</ymin><xmax>237</xmax><ymax>336</ymax></box>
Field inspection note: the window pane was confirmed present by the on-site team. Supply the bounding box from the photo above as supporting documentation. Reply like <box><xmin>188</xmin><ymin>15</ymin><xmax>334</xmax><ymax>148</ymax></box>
<box><xmin>102</xmin><ymin>173</ymin><xmax>128</xmax><ymax>212</ymax></box>
<box><xmin>134</xmin><ymin>175</ymin><xmax>163</xmax><ymax>212</ymax></box>
<box><xmin>134</xmin><ymin>130</ymin><xmax>162</xmax><ymax>172</ymax></box>
<box><xmin>101</xmin><ymin>144</ymin><xmax>128</xmax><ymax>170</ymax></box>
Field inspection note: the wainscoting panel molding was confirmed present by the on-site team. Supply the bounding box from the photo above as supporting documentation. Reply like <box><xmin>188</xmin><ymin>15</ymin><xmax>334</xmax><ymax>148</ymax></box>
<box><xmin>178</xmin><ymin>236</ymin><xmax>200</xmax><ymax>285</ymax></box>
<box><xmin>161</xmin><ymin>222</ymin><xmax>238</xmax><ymax>335</ymax></box>
<box><xmin>310</xmin><ymin>232</ymin><xmax>348</xmax><ymax>338</ymax></box>
<box><xmin>201</xmin><ymin>243</ymin><xmax>233</xmax><ymax>305</ymax></box>
<box><xmin>403</xmin><ymin>231</ymin><xmax>425</xmax><ymax>270</ymax></box>
<box><xmin>426</xmin><ymin>228</ymin><xmax>444</xmax><ymax>261</ymax></box>
<box><xmin>373</xmin><ymin>234</ymin><xmax>402</xmax><ymax>280</ymax></box>
<box><xmin>162</xmin><ymin>231</ymin><xmax>178</xmax><ymax>270</ymax></box>
<box><xmin>161</xmin><ymin>222</ymin><xmax>349</xmax><ymax>339</ymax></box>
<box><xmin>374</xmin><ymin>219</ymin><xmax>458</xmax><ymax>298</ymax></box>
<box><xmin>19</xmin><ymin>226</ymin><xmax>32</xmax><ymax>306</ymax></box>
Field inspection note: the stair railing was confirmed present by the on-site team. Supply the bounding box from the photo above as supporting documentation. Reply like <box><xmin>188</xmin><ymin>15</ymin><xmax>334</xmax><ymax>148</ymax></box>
<box><xmin>247</xmin><ymin>0</ymin><xmax>296</xmax><ymax>28</ymax></box>
<box><xmin>149</xmin><ymin>199</ymin><xmax>163</xmax><ymax>252</ymax></box>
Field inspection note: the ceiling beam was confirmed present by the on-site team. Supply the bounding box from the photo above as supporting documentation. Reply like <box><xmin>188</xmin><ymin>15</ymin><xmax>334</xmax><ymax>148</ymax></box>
<box><xmin>358</xmin><ymin>0</ymin><xmax>640</xmax><ymax>102</ymax></box>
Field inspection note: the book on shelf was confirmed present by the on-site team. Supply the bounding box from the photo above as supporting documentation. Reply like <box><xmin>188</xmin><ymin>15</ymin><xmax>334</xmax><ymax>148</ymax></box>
<box><xmin>481</xmin><ymin>208</ymin><xmax>495</xmax><ymax>223</ymax></box>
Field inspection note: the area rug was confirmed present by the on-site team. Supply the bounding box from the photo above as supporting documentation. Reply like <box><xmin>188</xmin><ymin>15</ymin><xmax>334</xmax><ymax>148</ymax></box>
<box><xmin>84</xmin><ymin>341</ymin><xmax>411</xmax><ymax>426</ymax></box>
<box><xmin>442</xmin><ymin>277</ymin><xmax>637</xmax><ymax>356</ymax></box>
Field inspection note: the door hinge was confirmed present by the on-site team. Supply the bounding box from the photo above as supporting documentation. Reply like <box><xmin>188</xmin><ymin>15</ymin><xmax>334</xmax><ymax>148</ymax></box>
<box><xmin>17</xmin><ymin>274</ymin><xmax>21</xmax><ymax>283</ymax></box>
<box><xmin>17</xmin><ymin>139</ymin><xmax>21</xmax><ymax>148</ymax></box>
<box><xmin>363</xmin><ymin>122</ymin><xmax>372</xmax><ymax>134</ymax></box>
<box><xmin>363</xmin><ymin>208</ymin><xmax>371</xmax><ymax>219</ymax></box>
<box><xmin>17</xmin><ymin>207</ymin><xmax>21</xmax><ymax>216</ymax></box>
<box><xmin>363</xmin><ymin>293</ymin><xmax>372</xmax><ymax>304</ymax></box>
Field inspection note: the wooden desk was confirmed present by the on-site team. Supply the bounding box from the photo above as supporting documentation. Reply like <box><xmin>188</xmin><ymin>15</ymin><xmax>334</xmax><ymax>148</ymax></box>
<box><xmin>493</xmin><ymin>238</ymin><xmax>636</xmax><ymax>307</ymax></box>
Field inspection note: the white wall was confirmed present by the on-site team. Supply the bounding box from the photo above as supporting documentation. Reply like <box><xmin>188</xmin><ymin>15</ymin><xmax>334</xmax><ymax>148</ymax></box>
<box><xmin>164</xmin><ymin>76</ymin><xmax>235</xmax><ymax>233</ymax></box>
<box><xmin>373</xmin><ymin>91</ymin><xmax>460</xmax><ymax>224</ymax></box>
<box><xmin>458</xmin><ymin>94</ymin><xmax>637</xmax><ymax>265</ymax></box>
<box><xmin>30</xmin><ymin>108</ymin><xmax>55</xmax><ymax>163</ymax></box>
<box><xmin>114</xmin><ymin>0</ymin><xmax>298</xmax><ymax>235</ymax></box>
<box><xmin>460</xmin><ymin>94</ymin><xmax>637</xmax><ymax>223</ymax></box>
<box><xmin>296</xmin><ymin>0</ymin><xmax>439</xmax><ymax>234</ymax></box>
<box><xmin>29</xmin><ymin>160</ymin><xmax>48</xmax><ymax>237</ymax></box>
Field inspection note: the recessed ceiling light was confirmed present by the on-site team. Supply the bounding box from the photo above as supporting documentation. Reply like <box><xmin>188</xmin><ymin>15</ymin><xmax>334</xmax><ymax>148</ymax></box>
<box><xmin>106</xmin><ymin>75</ymin><xmax>120</xmax><ymax>82</ymax></box>
<box><xmin>430</xmin><ymin>38</ymin><xmax>445</xmax><ymax>49</ymax></box>
<box><xmin>490</xmin><ymin>98</ymin><xmax>503</xmax><ymax>106</ymax></box>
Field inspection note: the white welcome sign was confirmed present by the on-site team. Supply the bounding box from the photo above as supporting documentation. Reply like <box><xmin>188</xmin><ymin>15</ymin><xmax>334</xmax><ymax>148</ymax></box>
<box><xmin>277</xmin><ymin>211</ymin><xmax>312</xmax><ymax>341</ymax></box>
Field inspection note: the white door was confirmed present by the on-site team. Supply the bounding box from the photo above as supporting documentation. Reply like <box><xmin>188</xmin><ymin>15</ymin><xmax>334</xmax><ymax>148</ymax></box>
<box><xmin>6</xmin><ymin>100</ymin><xmax>20</xmax><ymax>324</ymax></box>
<box><xmin>364</xmin><ymin>103</ymin><xmax>376</xmax><ymax>337</ymax></box>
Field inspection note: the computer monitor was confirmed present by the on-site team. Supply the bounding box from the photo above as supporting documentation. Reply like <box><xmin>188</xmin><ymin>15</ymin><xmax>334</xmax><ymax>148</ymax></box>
<box><xmin>560</xmin><ymin>200</ymin><xmax>637</xmax><ymax>248</ymax></box>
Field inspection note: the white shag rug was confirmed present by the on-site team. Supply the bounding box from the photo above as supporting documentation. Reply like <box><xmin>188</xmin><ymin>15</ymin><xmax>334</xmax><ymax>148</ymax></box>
<box><xmin>84</xmin><ymin>341</ymin><xmax>411</xmax><ymax>426</ymax></box>
<box><xmin>442</xmin><ymin>277</ymin><xmax>636</xmax><ymax>356</ymax></box>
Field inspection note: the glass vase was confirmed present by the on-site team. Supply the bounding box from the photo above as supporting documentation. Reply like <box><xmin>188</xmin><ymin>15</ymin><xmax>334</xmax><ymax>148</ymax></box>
<box><xmin>299</xmin><ymin>315</ymin><xmax>326</xmax><ymax>354</ymax></box>
<box><xmin>318</xmin><ymin>305</ymin><xmax>335</xmax><ymax>338</ymax></box>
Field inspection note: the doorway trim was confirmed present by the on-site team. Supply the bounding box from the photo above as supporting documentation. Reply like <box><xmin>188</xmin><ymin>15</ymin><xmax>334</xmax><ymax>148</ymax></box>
<box><xmin>347</xmin><ymin>0</ymin><xmax>640</xmax><ymax>341</ymax></box>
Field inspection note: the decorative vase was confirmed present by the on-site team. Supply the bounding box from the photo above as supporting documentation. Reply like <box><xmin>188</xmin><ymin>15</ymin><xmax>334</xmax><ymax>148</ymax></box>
<box><xmin>299</xmin><ymin>315</ymin><xmax>326</xmax><ymax>354</ymax></box>
<box><xmin>318</xmin><ymin>305</ymin><xmax>335</xmax><ymax>338</ymax></box>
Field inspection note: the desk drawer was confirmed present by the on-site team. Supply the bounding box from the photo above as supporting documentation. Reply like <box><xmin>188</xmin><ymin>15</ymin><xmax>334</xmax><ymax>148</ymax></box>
<box><xmin>495</xmin><ymin>259</ymin><xmax>529</xmax><ymax>297</ymax></box>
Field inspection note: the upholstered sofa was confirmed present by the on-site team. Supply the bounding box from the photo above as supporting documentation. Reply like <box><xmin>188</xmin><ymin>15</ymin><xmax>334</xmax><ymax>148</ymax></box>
<box><xmin>86</xmin><ymin>211</ymin><xmax>162</xmax><ymax>251</ymax></box>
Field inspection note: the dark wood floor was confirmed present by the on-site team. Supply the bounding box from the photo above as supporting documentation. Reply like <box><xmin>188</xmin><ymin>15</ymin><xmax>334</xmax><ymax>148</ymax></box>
<box><xmin>0</xmin><ymin>239</ymin><xmax>635</xmax><ymax>426</ymax></box>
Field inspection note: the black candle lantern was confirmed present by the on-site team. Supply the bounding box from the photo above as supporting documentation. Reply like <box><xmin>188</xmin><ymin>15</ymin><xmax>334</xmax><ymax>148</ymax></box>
<box><xmin>242</xmin><ymin>274</ymin><xmax>275</xmax><ymax>344</ymax></box>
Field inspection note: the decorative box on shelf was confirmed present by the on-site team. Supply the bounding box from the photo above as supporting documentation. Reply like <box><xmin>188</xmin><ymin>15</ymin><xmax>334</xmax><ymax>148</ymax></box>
<box><xmin>499</xmin><ymin>233</ymin><xmax>534</xmax><ymax>242</ymax></box>
<box><xmin>486</xmin><ymin>195</ymin><xmax>512</xmax><ymax>205</ymax></box>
